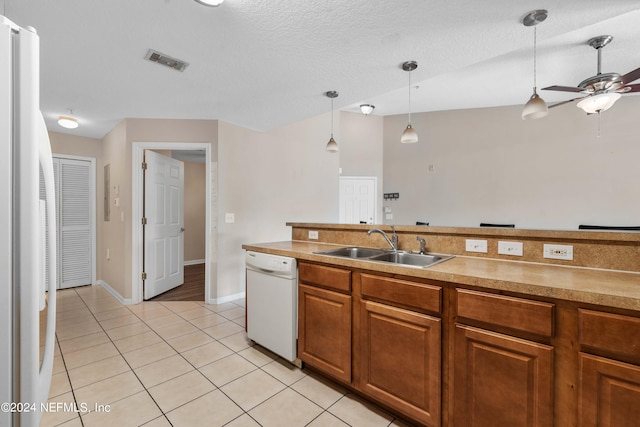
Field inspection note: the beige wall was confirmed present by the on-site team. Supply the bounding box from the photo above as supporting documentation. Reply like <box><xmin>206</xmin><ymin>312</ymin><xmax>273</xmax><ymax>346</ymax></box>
<box><xmin>217</xmin><ymin>113</ymin><xmax>340</xmax><ymax>299</ymax></box>
<box><xmin>183</xmin><ymin>161</ymin><xmax>206</xmax><ymax>262</ymax></box>
<box><xmin>383</xmin><ymin>95</ymin><xmax>640</xmax><ymax>229</ymax></box>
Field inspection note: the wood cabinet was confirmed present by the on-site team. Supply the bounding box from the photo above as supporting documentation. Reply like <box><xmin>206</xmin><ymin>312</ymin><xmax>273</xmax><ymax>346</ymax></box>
<box><xmin>295</xmin><ymin>259</ymin><xmax>640</xmax><ymax>427</ymax></box>
<box><xmin>298</xmin><ymin>264</ymin><xmax>352</xmax><ymax>383</ymax></box>
<box><xmin>360</xmin><ymin>300</ymin><xmax>441</xmax><ymax>426</ymax></box>
<box><xmin>454</xmin><ymin>325</ymin><xmax>553</xmax><ymax>427</ymax></box>
<box><xmin>578</xmin><ymin>309</ymin><xmax>640</xmax><ymax>427</ymax></box>
<box><xmin>454</xmin><ymin>289</ymin><xmax>554</xmax><ymax>427</ymax></box>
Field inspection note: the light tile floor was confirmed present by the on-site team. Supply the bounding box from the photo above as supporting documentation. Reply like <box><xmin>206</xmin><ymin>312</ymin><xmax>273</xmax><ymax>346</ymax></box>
<box><xmin>42</xmin><ymin>285</ymin><xmax>412</xmax><ymax>427</ymax></box>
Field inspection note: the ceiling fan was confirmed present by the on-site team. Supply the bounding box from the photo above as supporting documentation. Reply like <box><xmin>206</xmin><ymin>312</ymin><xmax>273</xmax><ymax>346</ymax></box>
<box><xmin>542</xmin><ymin>35</ymin><xmax>640</xmax><ymax>114</ymax></box>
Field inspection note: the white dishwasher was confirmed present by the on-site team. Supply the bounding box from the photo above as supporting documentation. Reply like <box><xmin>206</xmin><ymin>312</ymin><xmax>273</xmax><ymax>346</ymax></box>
<box><xmin>245</xmin><ymin>251</ymin><xmax>298</xmax><ymax>362</ymax></box>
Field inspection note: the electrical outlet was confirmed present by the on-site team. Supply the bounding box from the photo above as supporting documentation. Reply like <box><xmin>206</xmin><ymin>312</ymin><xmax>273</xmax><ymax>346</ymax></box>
<box><xmin>465</xmin><ymin>239</ymin><xmax>488</xmax><ymax>253</ymax></box>
<box><xmin>498</xmin><ymin>241</ymin><xmax>523</xmax><ymax>256</ymax></box>
<box><xmin>543</xmin><ymin>244</ymin><xmax>573</xmax><ymax>260</ymax></box>
<box><xmin>225</xmin><ymin>213</ymin><xmax>235</xmax><ymax>223</ymax></box>
<box><xmin>308</xmin><ymin>230</ymin><xmax>319</xmax><ymax>240</ymax></box>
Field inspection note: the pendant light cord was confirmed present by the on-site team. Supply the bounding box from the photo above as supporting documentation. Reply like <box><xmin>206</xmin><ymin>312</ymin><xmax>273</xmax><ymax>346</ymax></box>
<box><xmin>408</xmin><ymin>69</ymin><xmax>412</xmax><ymax>124</ymax></box>
<box><xmin>330</xmin><ymin>98</ymin><xmax>334</xmax><ymax>137</ymax></box>
<box><xmin>533</xmin><ymin>25</ymin><xmax>537</xmax><ymax>91</ymax></box>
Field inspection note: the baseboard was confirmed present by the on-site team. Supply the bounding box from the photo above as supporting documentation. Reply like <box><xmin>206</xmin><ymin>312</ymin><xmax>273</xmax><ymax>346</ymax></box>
<box><xmin>96</xmin><ymin>280</ymin><xmax>133</xmax><ymax>305</ymax></box>
<box><xmin>209</xmin><ymin>291</ymin><xmax>245</xmax><ymax>305</ymax></box>
<box><xmin>184</xmin><ymin>259</ymin><xmax>205</xmax><ymax>266</ymax></box>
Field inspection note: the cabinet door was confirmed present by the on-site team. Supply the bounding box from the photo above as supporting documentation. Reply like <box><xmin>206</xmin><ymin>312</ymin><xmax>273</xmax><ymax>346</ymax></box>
<box><xmin>454</xmin><ymin>325</ymin><xmax>553</xmax><ymax>427</ymax></box>
<box><xmin>360</xmin><ymin>301</ymin><xmax>441</xmax><ymax>427</ymax></box>
<box><xmin>298</xmin><ymin>284</ymin><xmax>352</xmax><ymax>383</ymax></box>
<box><xmin>579</xmin><ymin>353</ymin><xmax>640</xmax><ymax>427</ymax></box>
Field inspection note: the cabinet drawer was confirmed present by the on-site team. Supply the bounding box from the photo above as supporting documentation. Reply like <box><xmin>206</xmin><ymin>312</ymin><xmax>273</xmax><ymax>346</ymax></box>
<box><xmin>299</xmin><ymin>262</ymin><xmax>351</xmax><ymax>292</ymax></box>
<box><xmin>361</xmin><ymin>274</ymin><xmax>441</xmax><ymax>314</ymax></box>
<box><xmin>456</xmin><ymin>289</ymin><xmax>554</xmax><ymax>338</ymax></box>
<box><xmin>579</xmin><ymin>309</ymin><xmax>640</xmax><ymax>361</ymax></box>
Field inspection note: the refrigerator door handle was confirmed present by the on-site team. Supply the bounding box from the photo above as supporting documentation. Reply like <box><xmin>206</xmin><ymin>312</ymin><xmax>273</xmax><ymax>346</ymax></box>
<box><xmin>36</xmin><ymin>111</ymin><xmax>57</xmax><ymax>408</ymax></box>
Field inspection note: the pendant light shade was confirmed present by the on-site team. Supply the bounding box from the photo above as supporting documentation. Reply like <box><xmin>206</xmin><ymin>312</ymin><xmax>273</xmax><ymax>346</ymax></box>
<box><xmin>401</xmin><ymin>61</ymin><xmax>418</xmax><ymax>143</ymax></box>
<box><xmin>325</xmin><ymin>90</ymin><xmax>339</xmax><ymax>153</ymax></box>
<box><xmin>522</xmin><ymin>91</ymin><xmax>548</xmax><ymax>120</ymax></box>
<box><xmin>521</xmin><ymin>10</ymin><xmax>548</xmax><ymax>120</ymax></box>
<box><xmin>401</xmin><ymin>124</ymin><xmax>418</xmax><ymax>144</ymax></box>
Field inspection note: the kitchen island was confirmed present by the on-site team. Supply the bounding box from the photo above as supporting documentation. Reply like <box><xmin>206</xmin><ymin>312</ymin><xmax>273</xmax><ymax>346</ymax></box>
<box><xmin>243</xmin><ymin>223</ymin><xmax>640</xmax><ymax>427</ymax></box>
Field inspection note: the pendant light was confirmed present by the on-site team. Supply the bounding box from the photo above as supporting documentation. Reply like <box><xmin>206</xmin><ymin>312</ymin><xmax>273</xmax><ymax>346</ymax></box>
<box><xmin>325</xmin><ymin>91</ymin><xmax>339</xmax><ymax>153</ymax></box>
<box><xmin>400</xmin><ymin>61</ymin><xmax>418</xmax><ymax>143</ymax></box>
<box><xmin>521</xmin><ymin>10</ymin><xmax>548</xmax><ymax>120</ymax></box>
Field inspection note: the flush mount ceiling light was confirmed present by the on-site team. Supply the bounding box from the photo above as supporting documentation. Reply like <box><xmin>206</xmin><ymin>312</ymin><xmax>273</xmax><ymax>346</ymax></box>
<box><xmin>325</xmin><ymin>91</ymin><xmax>339</xmax><ymax>153</ymax></box>
<box><xmin>521</xmin><ymin>9</ymin><xmax>548</xmax><ymax>120</ymax></box>
<box><xmin>194</xmin><ymin>0</ymin><xmax>224</xmax><ymax>6</ymax></box>
<box><xmin>360</xmin><ymin>104</ymin><xmax>375</xmax><ymax>115</ymax></box>
<box><xmin>400</xmin><ymin>61</ymin><xmax>418</xmax><ymax>143</ymax></box>
<box><xmin>58</xmin><ymin>112</ymin><xmax>78</xmax><ymax>129</ymax></box>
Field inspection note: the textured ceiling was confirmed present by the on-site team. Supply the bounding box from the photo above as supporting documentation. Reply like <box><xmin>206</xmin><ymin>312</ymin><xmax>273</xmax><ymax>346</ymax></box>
<box><xmin>3</xmin><ymin>0</ymin><xmax>640</xmax><ymax>139</ymax></box>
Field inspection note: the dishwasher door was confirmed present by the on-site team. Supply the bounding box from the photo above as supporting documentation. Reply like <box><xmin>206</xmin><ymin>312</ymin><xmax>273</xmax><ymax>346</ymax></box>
<box><xmin>246</xmin><ymin>252</ymin><xmax>297</xmax><ymax>362</ymax></box>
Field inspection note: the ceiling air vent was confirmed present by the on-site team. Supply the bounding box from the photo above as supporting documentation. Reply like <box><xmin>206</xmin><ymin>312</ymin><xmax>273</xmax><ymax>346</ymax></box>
<box><xmin>144</xmin><ymin>49</ymin><xmax>189</xmax><ymax>72</ymax></box>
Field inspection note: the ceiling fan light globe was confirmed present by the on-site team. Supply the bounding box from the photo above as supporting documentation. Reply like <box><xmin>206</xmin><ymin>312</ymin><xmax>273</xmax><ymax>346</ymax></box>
<box><xmin>521</xmin><ymin>93</ymin><xmax>549</xmax><ymax>120</ymax></box>
<box><xmin>326</xmin><ymin>136</ymin><xmax>339</xmax><ymax>153</ymax></box>
<box><xmin>401</xmin><ymin>124</ymin><xmax>419</xmax><ymax>143</ymax></box>
<box><xmin>576</xmin><ymin>92</ymin><xmax>621</xmax><ymax>114</ymax></box>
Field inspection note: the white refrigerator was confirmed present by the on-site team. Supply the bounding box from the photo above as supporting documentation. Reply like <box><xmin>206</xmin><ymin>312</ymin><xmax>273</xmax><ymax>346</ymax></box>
<box><xmin>0</xmin><ymin>16</ymin><xmax>58</xmax><ymax>427</ymax></box>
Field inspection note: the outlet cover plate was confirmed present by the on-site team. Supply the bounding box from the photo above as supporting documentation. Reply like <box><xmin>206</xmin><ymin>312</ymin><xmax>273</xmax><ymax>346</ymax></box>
<box><xmin>498</xmin><ymin>241</ymin><xmax>523</xmax><ymax>256</ymax></box>
<box><xmin>465</xmin><ymin>239</ymin><xmax>488</xmax><ymax>253</ymax></box>
<box><xmin>543</xmin><ymin>244</ymin><xmax>573</xmax><ymax>260</ymax></box>
<box><xmin>308</xmin><ymin>230</ymin><xmax>319</xmax><ymax>240</ymax></box>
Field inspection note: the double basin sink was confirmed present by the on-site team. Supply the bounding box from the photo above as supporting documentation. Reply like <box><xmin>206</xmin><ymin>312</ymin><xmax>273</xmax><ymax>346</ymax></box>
<box><xmin>314</xmin><ymin>246</ymin><xmax>454</xmax><ymax>268</ymax></box>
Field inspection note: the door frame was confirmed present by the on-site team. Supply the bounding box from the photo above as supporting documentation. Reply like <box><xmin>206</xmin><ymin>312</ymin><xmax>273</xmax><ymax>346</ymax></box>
<box><xmin>132</xmin><ymin>142</ymin><xmax>212</xmax><ymax>304</ymax></box>
<box><xmin>52</xmin><ymin>153</ymin><xmax>97</xmax><ymax>287</ymax></box>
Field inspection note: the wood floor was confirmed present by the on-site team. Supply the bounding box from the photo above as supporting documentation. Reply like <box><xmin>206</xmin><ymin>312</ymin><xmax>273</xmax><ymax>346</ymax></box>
<box><xmin>148</xmin><ymin>263</ymin><xmax>205</xmax><ymax>301</ymax></box>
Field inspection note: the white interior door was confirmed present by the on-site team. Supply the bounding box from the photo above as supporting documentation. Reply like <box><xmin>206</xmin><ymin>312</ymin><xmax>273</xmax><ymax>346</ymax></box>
<box><xmin>144</xmin><ymin>150</ymin><xmax>184</xmax><ymax>300</ymax></box>
<box><xmin>339</xmin><ymin>176</ymin><xmax>377</xmax><ymax>224</ymax></box>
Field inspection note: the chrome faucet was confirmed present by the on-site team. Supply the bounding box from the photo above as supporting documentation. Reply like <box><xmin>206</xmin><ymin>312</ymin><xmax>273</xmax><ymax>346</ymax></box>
<box><xmin>368</xmin><ymin>226</ymin><xmax>398</xmax><ymax>251</ymax></box>
<box><xmin>416</xmin><ymin>236</ymin><xmax>427</xmax><ymax>254</ymax></box>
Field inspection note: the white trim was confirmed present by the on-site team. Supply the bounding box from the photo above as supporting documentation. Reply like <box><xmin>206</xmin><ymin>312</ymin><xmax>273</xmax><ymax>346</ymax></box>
<box><xmin>184</xmin><ymin>259</ymin><xmax>205</xmax><ymax>266</ymax></box>
<box><xmin>96</xmin><ymin>280</ymin><xmax>133</xmax><ymax>305</ymax></box>
<box><xmin>132</xmin><ymin>142</ymin><xmax>212</xmax><ymax>304</ymax></box>
<box><xmin>209</xmin><ymin>291</ymin><xmax>245</xmax><ymax>305</ymax></box>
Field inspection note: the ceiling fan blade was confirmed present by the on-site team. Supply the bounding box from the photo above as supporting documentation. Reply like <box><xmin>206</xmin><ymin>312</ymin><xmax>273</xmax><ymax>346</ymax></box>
<box><xmin>620</xmin><ymin>67</ymin><xmax>640</xmax><ymax>85</ymax></box>
<box><xmin>619</xmin><ymin>83</ymin><xmax>640</xmax><ymax>93</ymax></box>
<box><xmin>542</xmin><ymin>85</ymin><xmax>586</xmax><ymax>93</ymax></box>
<box><xmin>548</xmin><ymin>97</ymin><xmax>585</xmax><ymax>109</ymax></box>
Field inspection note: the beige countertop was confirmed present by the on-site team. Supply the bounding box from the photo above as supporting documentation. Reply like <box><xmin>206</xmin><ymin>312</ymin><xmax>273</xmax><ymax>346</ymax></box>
<box><xmin>242</xmin><ymin>240</ymin><xmax>640</xmax><ymax>312</ymax></box>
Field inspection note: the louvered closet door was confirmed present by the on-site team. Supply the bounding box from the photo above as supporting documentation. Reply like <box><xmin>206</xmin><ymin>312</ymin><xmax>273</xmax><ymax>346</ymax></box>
<box><xmin>59</xmin><ymin>159</ymin><xmax>92</xmax><ymax>288</ymax></box>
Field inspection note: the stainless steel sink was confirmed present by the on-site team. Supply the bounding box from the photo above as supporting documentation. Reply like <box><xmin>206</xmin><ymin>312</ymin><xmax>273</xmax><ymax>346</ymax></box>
<box><xmin>314</xmin><ymin>247</ymin><xmax>391</xmax><ymax>258</ymax></box>
<box><xmin>368</xmin><ymin>251</ymin><xmax>453</xmax><ymax>268</ymax></box>
<box><xmin>314</xmin><ymin>246</ymin><xmax>453</xmax><ymax>268</ymax></box>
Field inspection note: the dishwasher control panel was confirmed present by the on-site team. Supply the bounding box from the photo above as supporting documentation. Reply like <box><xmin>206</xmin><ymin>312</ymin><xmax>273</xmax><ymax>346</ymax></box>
<box><xmin>246</xmin><ymin>251</ymin><xmax>297</xmax><ymax>276</ymax></box>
